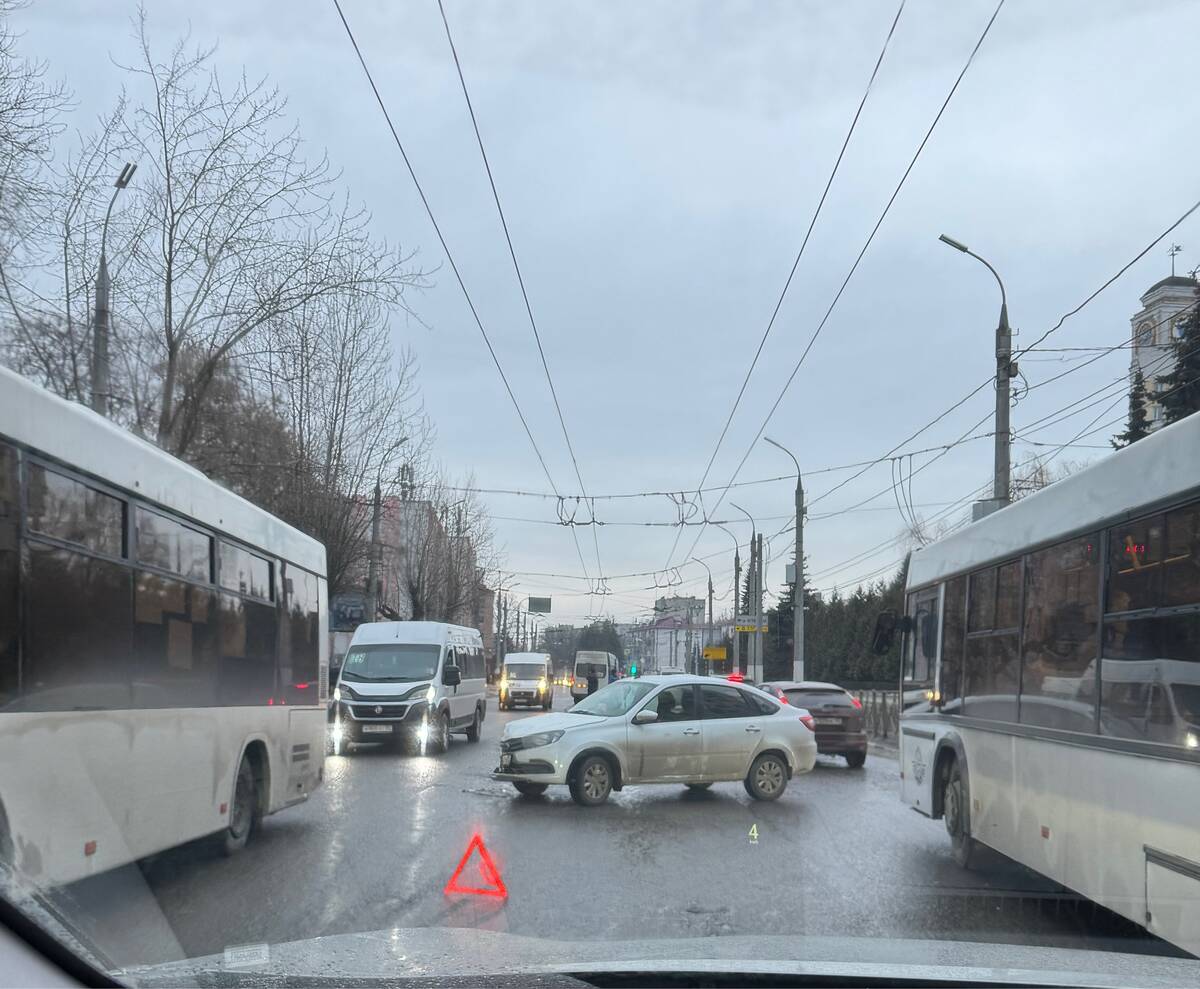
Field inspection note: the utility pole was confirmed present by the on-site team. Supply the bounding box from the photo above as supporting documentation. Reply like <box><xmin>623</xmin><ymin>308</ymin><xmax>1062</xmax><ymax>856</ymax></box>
<box><xmin>939</xmin><ymin>234</ymin><xmax>1013</xmax><ymax>516</ymax></box>
<box><xmin>754</xmin><ymin>533</ymin><xmax>764</xmax><ymax>682</ymax></box>
<box><xmin>365</xmin><ymin>480</ymin><xmax>382</xmax><ymax>622</ymax></box>
<box><xmin>745</xmin><ymin>536</ymin><xmax>757</xmax><ymax>677</ymax></box>
<box><xmin>91</xmin><ymin>162</ymin><xmax>137</xmax><ymax>416</ymax></box>
<box><xmin>732</xmin><ymin>546</ymin><xmax>740</xmax><ymax>677</ymax></box>
<box><xmin>764</xmin><ymin>437</ymin><xmax>804</xmax><ymax>681</ymax></box>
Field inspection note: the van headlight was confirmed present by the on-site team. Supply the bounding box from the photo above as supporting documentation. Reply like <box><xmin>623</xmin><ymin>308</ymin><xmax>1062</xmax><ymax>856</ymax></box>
<box><xmin>333</xmin><ymin>687</ymin><xmax>341</xmax><ymax>702</ymax></box>
<box><xmin>518</xmin><ymin>730</ymin><xmax>564</xmax><ymax>750</ymax></box>
<box><xmin>425</xmin><ymin>685</ymin><xmax>436</xmax><ymax>704</ymax></box>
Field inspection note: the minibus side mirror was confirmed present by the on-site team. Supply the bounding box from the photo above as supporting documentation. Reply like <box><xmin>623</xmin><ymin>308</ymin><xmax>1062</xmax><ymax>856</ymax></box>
<box><xmin>442</xmin><ymin>665</ymin><xmax>462</xmax><ymax>687</ymax></box>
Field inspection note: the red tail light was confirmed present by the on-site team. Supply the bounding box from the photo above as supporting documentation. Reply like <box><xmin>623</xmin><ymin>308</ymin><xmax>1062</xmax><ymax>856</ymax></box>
<box><xmin>778</xmin><ymin>693</ymin><xmax>789</xmax><ymax>705</ymax></box>
<box><xmin>850</xmin><ymin>695</ymin><xmax>862</xmax><ymax>709</ymax></box>
<box><xmin>726</xmin><ymin>672</ymin><xmax>745</xmax><ymax>683</ymax></box>
<box><xmin>799</xmin><ymin>713</ymin><xmax>815</xmax><ymax>732</ymax></box>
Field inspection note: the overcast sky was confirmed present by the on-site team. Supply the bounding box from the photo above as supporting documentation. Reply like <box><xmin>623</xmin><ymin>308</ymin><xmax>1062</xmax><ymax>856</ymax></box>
<box><xmin>18</xmin><ymin>0</ymin><xmax>1200</xmax><ymax>624</ymax></box>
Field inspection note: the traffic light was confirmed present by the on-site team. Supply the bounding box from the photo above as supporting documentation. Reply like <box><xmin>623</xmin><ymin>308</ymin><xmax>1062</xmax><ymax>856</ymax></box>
<box><xmin>630</xmin><ymin>663</ymin><xmax>638</xmax><ymax>677</ymax></box>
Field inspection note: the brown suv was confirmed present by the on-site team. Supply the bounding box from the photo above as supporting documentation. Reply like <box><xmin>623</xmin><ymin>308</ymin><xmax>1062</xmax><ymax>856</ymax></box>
<box><xmin>759</xmin><ymin>681</ymin><xmax>867</xmax><ymax>768</ymax></box>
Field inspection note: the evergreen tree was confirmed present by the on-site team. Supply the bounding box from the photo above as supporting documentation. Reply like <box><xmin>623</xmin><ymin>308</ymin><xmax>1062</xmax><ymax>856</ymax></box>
<box><xmin>1159</xmin><ymin>285</ymin><xmax>1200</xmax><ymax>424</ymax></box>
<box><xmin>1112</xmin><ymin>368</ymin><xmax>1150</xmax><ymax>448</ymax></box>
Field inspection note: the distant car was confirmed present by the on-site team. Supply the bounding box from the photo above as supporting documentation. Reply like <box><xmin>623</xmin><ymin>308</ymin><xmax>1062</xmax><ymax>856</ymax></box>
<box><xmin>492</xmin><ymin>674</ymin><xmax>817</xmax><ymax>805</ymax></box>
<box><xmin>759</xmin><ymin>681</ymin><xmax>868</xmax><ymax>768</ymax></box>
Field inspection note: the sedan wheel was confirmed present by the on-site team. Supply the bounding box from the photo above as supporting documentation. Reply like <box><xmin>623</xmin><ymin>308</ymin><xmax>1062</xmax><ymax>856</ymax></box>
<box><xmin>570</xmin><ymin>755</ymin><xmax>613</xmax><ymax>806</ymax></box>
<box><xmin>744</xmin><ymin>753</ymin><xmax>788</xmax><ymax>801</ymax></box>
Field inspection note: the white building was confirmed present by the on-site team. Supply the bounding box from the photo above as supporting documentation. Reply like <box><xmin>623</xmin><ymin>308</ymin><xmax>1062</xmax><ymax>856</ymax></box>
<box><xmin>1130</xmin><ymin>274</ymin><xmax>1197</xmax><ymax>428</ymax></box>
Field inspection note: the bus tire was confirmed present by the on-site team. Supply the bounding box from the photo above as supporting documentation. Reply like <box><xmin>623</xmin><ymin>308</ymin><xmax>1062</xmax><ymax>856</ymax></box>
<box><xmin>429</xmin><ymin>709</ymin><xmax>450</xmax><ymax>754</ymax></box>
<box><xmin>466</xmin><ymin>708</ymin><xmax>482</xmax><ymax>743</ymax></box>
<box><xmin>221</xmin><ymin>757</ymin><xmax>260</xmax><ymax>856</ymax></box>
<box><xmin>944</xmin><ymin>760</ymin><xmax>976</xmax><ymax>869</ymax></box>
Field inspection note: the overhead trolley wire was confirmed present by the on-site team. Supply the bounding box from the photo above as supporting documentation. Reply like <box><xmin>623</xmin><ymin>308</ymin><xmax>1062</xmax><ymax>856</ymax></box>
<box><xmin>331</xmin><ymin>0</ymin><xmax>596</xmax><ymax>585</ymax></box>
<box><xmin>436</xmin><ymin>0</ymin><xmax>606</xmax><ymax>587</ymax></box>
<box><xmin>662</xmin><ymin>0</ymin><xmax>909</xmax><ymax>572</ymax></box>
<box><xmin>674</xmin><ymin>1</ymin><xmax>1006</xmax><ymax>571</ymax></box>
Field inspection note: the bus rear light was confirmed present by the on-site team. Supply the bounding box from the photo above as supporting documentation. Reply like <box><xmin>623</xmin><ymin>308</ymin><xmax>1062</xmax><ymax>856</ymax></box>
<box><xmin>84</xmin><ymin>841</ymin><xmax>97</xmax><ymax>857</ymax></box>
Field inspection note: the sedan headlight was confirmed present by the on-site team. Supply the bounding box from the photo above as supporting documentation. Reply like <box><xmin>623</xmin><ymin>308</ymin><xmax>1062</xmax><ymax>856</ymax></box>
<box><xmin>516</xmin><ymin>730</ymin><xmax>564</xmax><ymax>750</ymax></box>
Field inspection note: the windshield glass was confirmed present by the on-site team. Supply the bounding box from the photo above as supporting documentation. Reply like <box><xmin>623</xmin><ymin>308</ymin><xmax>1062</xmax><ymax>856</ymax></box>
<box><xmin>5</xmin><ymin>2</ymin><xmax>1200</xmax><ymax>985</ymax></box>
<box><xmin>340</xmin><ymin>644</ymin><xmax>441</xmax><ymax>683</ymax></box>
<box><xmin>569</xmin><ymin>680</ymin><xmax>654</xmax><ymax>717</ymax></box>
<box><xmin>503</xmin><ymin>664</ymin><xmax>545</xmax><ymax>680</ymax></box>
<box><xmin>575</xmin><ymin>662</ymin><xmax>607</xmax><ymax>677</ymax></box>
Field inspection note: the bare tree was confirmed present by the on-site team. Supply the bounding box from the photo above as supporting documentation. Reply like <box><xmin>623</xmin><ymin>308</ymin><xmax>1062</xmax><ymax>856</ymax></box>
<box><xmin>100</xmin><ymin>11</ymin><xmax>426</xmax><ymax>456</ymax></box>
<box><xmin>1011</xmin><ymin>455</ymin><xmax>1084</xmax><ymax>501</ymax></box>
<box><xmin>0</xmin><ymin>0</ymin><xmax>69</xmax><ymax>379</ymax></box>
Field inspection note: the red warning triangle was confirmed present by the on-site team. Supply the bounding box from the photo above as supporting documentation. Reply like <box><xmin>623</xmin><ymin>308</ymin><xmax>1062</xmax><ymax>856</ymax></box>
<box><xmin>444</xmin><ymin>833</ymin><xmax>507</xmax><ymax>899</ymax></box>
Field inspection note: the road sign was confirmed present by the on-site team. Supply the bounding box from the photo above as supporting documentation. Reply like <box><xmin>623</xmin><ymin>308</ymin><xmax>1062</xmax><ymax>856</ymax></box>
<box><xmin>702</xmin><ymin>646</ymin><xmax>727</xmax><ymax>660</ymax></box>
<box><xmin>527</xmin><ymin>596</ymin><xmax>552</xmax><ymax>614</ymax></box>
<box><xmin>734</xmin><ymin>624</ymin><xmax>768</xmax><ymax>633</ymax></box>
<box><xmin>444</xmin><ymin>833</ymin><xmax>507</xmax><ymax>899</ymax></box>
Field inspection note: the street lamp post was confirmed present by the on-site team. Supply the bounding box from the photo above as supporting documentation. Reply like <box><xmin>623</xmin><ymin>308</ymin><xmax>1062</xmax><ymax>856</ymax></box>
<box><xmin>91</xmin><ymin>162</ymin><xmax>137</xmax><ymax>416</ymax></box>
<box><xmin>763</xmin><ymin>436</ymin><xmax>804</xmax><ymax>682</ymax></box>
<box><xmin>691</xmin><ymin>557</ymin><xmax>714</xmax><ymax>676</ymax></box>
<box><xmin>939</xmin><ymin>234</ymin><xmax>1013</xmax><ymax>516</ymax></box>
<box><xmin>730</xmin><ymin>502</ymin><xmax>759</xmax><ymax>680</ymax></box>
<box><xmin>714</xmin><ymin>522</ymin><xmax>740</xmax><ymax>677</ymax></box>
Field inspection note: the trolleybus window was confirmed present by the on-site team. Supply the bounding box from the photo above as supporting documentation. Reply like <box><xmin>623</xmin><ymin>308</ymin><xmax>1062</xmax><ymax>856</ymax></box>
<box><xmin>1020</xmin><ymin>534</ymin><xmax>1099</xmax><ymax>731</ymax></box>
<box><xmin>136</xmin><ymin>506</ymin><xmax>212</xmax><ymax>582</ymax></box>
<box><xmin>0</xmin><ymin>444</ymin><xmax>15</xmax><ymax>708</ymax></box>
<box><xmin>27</xmin><ymin>464</ymin><xmax>123</xmax><ymax>557</ymax></box>
<box><xmin>220</xmin><ymin>541</ymin><xmax>273</xmax><ymax>601</ymax></box>
<box><xmin>939</xmin><ymin>576</ymin><xmax>967</xmax><ymax>710</ymax></box>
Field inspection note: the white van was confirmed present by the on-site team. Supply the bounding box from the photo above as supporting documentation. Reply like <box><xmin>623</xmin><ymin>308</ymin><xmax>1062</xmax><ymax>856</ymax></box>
<box><xmin>500</xmin><ymin>652</ymin><xmax>554</xmax><ymax>711</ymax></box>
<box><xmin>332</xmin><ymin>621</ymin><xmax>487</xmax><ymax>753</ymax></box>
<box><xmin>572</xmin><ymin>650</ymin><xmax>616</xmax><ymax>703</ymax></box>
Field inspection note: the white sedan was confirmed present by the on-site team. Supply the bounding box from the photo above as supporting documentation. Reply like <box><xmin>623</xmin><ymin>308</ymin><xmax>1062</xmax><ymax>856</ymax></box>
<box><xmin>492</xmin><ymin>674</ymin><xmax>817</xmax><ymax>805</ymax></box>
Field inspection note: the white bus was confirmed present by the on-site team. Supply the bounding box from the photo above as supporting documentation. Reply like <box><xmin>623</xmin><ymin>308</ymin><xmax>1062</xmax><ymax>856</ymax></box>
<box><xmin>0</xmin><ymin>366</ymin><xmax>328</xmax><ymax>886</ymax></box>
<box><xmin>883</xmin><ymin>409</ymin><xmax>1200</xmax><ymax>958</ymax></box>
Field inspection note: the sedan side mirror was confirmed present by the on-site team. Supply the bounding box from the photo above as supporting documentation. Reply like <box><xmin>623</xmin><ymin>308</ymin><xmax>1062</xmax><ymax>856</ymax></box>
<box><xmin>631</xmin><ymin>709</ymin><xmax>659</xmax><ymax>726</ymax></box>
<box><xmin>442</xmin><ymin>665</ymin><xmax>462</xmax><ymax>687</ymax></box>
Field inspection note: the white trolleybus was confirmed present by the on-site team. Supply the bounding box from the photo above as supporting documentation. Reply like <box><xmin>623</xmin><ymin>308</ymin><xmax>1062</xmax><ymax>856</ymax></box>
<box><xmin>878</xmin><ymin>410</ymin><xmax>1200</xmax><ymax>957</ymax></box>
<box><xmin>0</xmin><ymin>366</ymin><xmax>328</xmax><ymax>886</ymax></box>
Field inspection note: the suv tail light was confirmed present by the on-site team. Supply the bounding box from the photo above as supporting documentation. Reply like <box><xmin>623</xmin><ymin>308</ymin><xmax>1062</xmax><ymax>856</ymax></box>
<box><xmin>849</xmin><ymin>695</ymin><xmax>862</xmax><ymax>709</ymax></box>
<box><xmin>778</xmin><ymin>693</ymin><xmax>789</xmax><ymax>705</ymax></box>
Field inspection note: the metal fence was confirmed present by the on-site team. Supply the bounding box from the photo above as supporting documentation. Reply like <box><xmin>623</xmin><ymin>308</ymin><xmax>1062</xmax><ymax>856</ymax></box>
<box><xmin>852</xmin><ymin>689</ymin><xmax>899</xmax><ymax>740</ymax></box>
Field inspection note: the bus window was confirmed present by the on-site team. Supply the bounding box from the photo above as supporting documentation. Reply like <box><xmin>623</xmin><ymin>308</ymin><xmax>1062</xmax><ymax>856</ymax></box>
<box><xmin>1107</xmin><ymin>514</ymin><xmax>1164</xmax><ymax>613</ymax></box>
<box><xmin>939</xmin><ymin>576</ymin><xmax>966</xmax><ymax>710</ymax></box>
<box><xmin>1020</xmin><ymin>534</ymin><xmax>1099</xmax><ymax>731</ymax></box>
<box><xmin>28</xmin><ymin>464</ymin><xmax>124</xmax><ymax>558</ymax></box>
<box><xmin>0</xmin><ymin>444</ymin><xmax>17</xmax><ymax>709</ymax></box>
<box><xmin>1163</xmin><ymin>503</ymin><xmax>1200</xmax><ymax>607</ymax></box>
<box><xmin>905</xmin><ymin>591</ymin><xmax>938</xmax><ymax>684</ymax></box>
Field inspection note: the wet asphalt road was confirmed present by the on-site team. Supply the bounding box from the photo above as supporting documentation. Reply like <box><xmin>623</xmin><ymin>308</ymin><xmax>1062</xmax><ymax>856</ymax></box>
<box><xmin>55</xmin><ymin>692</ymin><xmax>1173</xmax><ymax>970</ymax></box>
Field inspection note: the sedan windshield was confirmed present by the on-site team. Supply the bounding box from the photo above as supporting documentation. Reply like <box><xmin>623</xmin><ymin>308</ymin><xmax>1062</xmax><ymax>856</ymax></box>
<box><xmin>503</xmin><ymin>664</ymin><xmax>545</xmax><ymax>680</ymax></box>
<box><xmin>340</xmin><ymin>644</ymin><xmax>440</xmax><ymax>683</ymax></box>
<box><xmin>569</xmin><ymin>680</ymin><xmax>654</xmax><ymax>716</ymax></box>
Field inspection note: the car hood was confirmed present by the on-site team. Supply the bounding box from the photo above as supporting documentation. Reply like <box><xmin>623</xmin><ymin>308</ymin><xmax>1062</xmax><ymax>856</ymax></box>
<box><xmin>501</xmin><ymin>710</ymin><xmax>600</xmax><ymax>738</ymax></box>
<box><xmin>120</xmin><ymin>928</ymin><xmax>1200</xmax><ymax>987</ymax></box>
<box><xmin>341</xmin><ymin>679</ymin><xmax>430</xmax><ymax>700</ymax></box>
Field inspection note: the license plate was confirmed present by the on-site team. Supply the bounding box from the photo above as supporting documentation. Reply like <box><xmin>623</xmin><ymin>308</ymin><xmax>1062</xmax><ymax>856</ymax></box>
<box><xmin>815</xmin><ymin>717</ymin><xmax>842</xmax><ymax>726</ymax></box>
<box><xmin>361</xmin><ymin>724</ymin><xmax>393</xmax><ymax>734</ymax></box>
<box><xmin>500</xmin><ymin>753</ymin><xmax>513</xmax><ymax>768</ymax></box>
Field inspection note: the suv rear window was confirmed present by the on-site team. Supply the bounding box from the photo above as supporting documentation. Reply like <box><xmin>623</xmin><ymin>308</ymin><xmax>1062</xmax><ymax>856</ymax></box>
<box><xmin>784</xmin><ymin>689</ymin><xmax>855</xmax><ymax>708</ymax></box>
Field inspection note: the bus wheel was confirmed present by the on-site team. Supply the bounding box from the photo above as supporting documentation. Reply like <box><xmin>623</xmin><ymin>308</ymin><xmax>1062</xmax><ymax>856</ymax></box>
<box><xmin>222</xmin><ymin>758</ymin><xmax>260</xmax><ymax>856</ymax></box>
<box><xmin>428</xmin><ymin>709</ymin><xmax>450</xmax><ymax>754</ymax></box>
<box><xmin>944</xmin><ymin>761</ymin><xmax>976</xmax><ymax>869</ymax></box>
